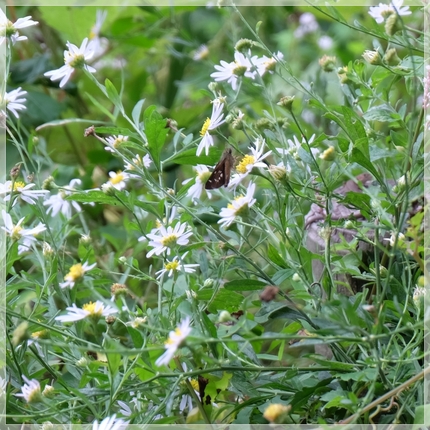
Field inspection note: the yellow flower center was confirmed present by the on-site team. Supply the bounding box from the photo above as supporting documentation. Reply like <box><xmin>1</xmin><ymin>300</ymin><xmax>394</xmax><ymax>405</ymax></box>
<box><xmin>109</xmin><ymin>171</ymin><xmax>124</xmax><ymax>185</ymax></box>
<box><xmin>68</xmin><ymin>53</ymin><xmax>86</xmax><ymax>69</ymax></box>
<box><xmin>82</xmin><ymin>301</ymin><xmax>103</xmax><ymax>317</ymax></box>
<box><xmin>66</xmin><ymin>263</ymin><xmax>85</xmax><ymax>281</ymax></box>
<box><xmin>13</xmin><ymin>181</ymin><xmax>25</xmax><ymax>191</ymax></box>
<box><xmin>236</xmin><ymin>155</ymin><xmax>255</xmax><ymax>174</ymax></box>
<box><xmin>200</xmin><ymin>118</ymin><xmax>211</xmax><ymax>136</ymax></box>
<box><xmin>233</xmin><ymin>64</ymin><xmax>247</xmax><ymax>76</ymax></box>
<box><xmin>165</xmin><ymin>327</ymin><xmax>183</xmax><ymax>345</ymax></box>
<box><xmin>161</xmin><ymin>234</ymin><xmax>178</xmax><ymax>247</ymax></box>
<box><xmin>27</xmin><ymin>386</ymin><xmax>42</xmax><ymax>403</ymax></box>
<box><xmin>11</xmin><ymin>225</ymin><xmax>23</xmax><ymax>241</ymax></box>
<box><xmin>190</xmin><ymin>379</ymin><xmax>199</xmax><ymax>390</ymax></box>
<box><xmin>165</xmin><ymin>260</ymin><xmax>180</xmax><ymax>271</ymax></box>
<box><xmin>199</xmin><ymin>171</ymin><xmax>212</xmax><ymax>182</ymax></box>
<box><xmin>227</xmin><ymin>203</ymin><xmax>234</xmax><ymax>210</ymax></box>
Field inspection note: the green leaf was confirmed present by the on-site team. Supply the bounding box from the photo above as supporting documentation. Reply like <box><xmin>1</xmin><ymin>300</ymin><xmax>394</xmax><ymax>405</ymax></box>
<box><xmin>196</xmin><ymin>288</ymin><xmax>243</xmax><ymax>313</ymax></box>
<box><xmin>66</xmin><ymin>190</ymin><xmax>121</xmax><ymax>206</ymax></box>
<box><xmin>350</xmin><ymin>148</ymin><xmax>381</xmax><ymax>183</ymax></box>
<box><xmin>171</xmin><ymin>147</ymin><xmax>224</xmax><ymax>166</ymax></box>
<box><xmin>272</xmin><ymin>268</ymin><xmax>295</xmax><ymax>285</ymax></box>
<box><xmin>144</xmin><ymin>105</ymin><xmax>168</xmax><ymax>168</ymax></box>
<box><xmin>105</xmin><ymin>79</ymin><xmax>123</xmax><ymax>112</ymax></box>
<box><xmin>132</xmin><ymin>99</ymin><xmax>146</xmax><ymax>128</ymax></box>
<box><xmin>363</xmin><ymin>105</ymin><xmax>400</xmax><ymax>123</ymax></box>
<box><xmin>224</xmin><ymin>279</ymin><xmax>267</xmax><ymax>291</ymax></box>
<box><xmin>267</xmin><ymin>244</ymin><xmax>288</xmax><ymax>268</ymax></box>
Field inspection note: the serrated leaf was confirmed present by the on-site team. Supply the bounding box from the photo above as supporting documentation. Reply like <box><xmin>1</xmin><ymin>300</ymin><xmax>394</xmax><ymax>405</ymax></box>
<box><xmin>66</xmin><ymin>190</ymin><xmax>121</xmax><ymax>206</ymax></box>
<box><xmin>224</xmin><ymin>279</ymin><xmax>267</xmax><ymax>291</ymax></box>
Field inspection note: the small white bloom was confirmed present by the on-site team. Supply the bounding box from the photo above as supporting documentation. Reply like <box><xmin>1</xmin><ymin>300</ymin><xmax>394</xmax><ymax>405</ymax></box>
<box><xmin>117</xmin><ymin>400</ymin><xmax>133</xmax><ymax>417</ymax></box>
<box><xmin>1</xmin><ymin>210</ymin><xmax>46</xmax><ymax>253</ymax></box>
<box><xmin>318</xmin><ymin>35</ymin><xmax>334</xmax><ymax>50</ymax></box>
<box><xmin>197</xmin><ymin>100</ymin><xmax>225</xmax><ymax>156</ymax></box>
<box><xmin>210</xmin><ymin>51</ymin><xmax>261</xmax><ymax>91</ymax></box>
<box><xmin>55</xmin><ymin>300</ymin><xmax>117</xmax><ymax>323</ymax></box>
<box><xmin>277</xmin><ymin>134</ymin><xmax>317</xmax><ymax>158</ymax></box>
<box><xmin>294</xmin><ymin>12</ymin><xmax>319</xmax><ymax>38</ymax></box>
<box><xmin>59</xmin><ymin>261</ymin><xmax>97</xmax><ymax>289</ymax></box>
<box><xmin>229</xmin><ymin>138</ymin><xmax>271</xmax><ymax>188</ymax></box>
<box><xmin>1</xmin><ymin>180</ymin><xmax>49</xmax><ymax>205</ymax></box>
<box><xmin>44</xmin><ymin>38</ymin><xmax>96</xmax><ymax>88</ymax></box>
<box><xmin>2</xmin><ymin>87</ymin><xmax>28</xmax><ymax>118</ymax></box>
<box><xmin>92</xmin><ymin>414</ymin><xmax>129</xmax><ymax>430</ymax></box>
<box><xmin>16</xmin><ymin>376</ymin><xmax>41</xmax><ymax>403</ymax></box>
<box><xmin>105</xmin><ymin>134</ymin><xmax>128</xmax><ymax>152</ymax></box>
<box><xmin>155</xmin><ymin>317</ymin><xmax>192</xmax><ymax>367</ymax></box>
<box><xmin>182</xmin><ymin>165</ymin><xmax>212</xmax><ymax>203</ymax></box>
<box><xmin>156</xmin><ymin>252</ymin><xmax>199</xmax><ymax>280</ymax></box>
<box><xmin>43</xmin><ymin>178</ymin><xmax>82</xmax><ymax>218</ymax></box>
<box><xmin>193</xmin><ymin>44</ymin><xmax>209</xmax><ymax>61</ymax></box>
<box><xmin>144</xmin><ymin>222</ymin><xmax>193</xmax><ymax>258</ymax></box>
<box><xmin>89</xmin><ymin>10</ymin><xmax>108</xmax><ymax>58</ymax></box>
<box><xmin>368</xmin><ymin>0</ymin><xmax>411</xmax><ymax>23</ymax></box>
<box><xmin>0</xmin><ymin>10</ymin><xmax>38</xmax><ymax>45</ymax></box>
<box><xmin>105</xmin><ymin>171</ymin><xmax>132</xmax><ymax>191</ymax></box>
<box><xmin>218</xmin><ymin>181</ymin><xmax>257</xmax><ymax>228</ymax></box>
<box><xmin>384</xmin><ymin>231</ymin><xmax>406</xmax><ymax>247</ymax></box>
<box><xmin>124</xmin><ymin>153</ymin><xmax>152</xmax><ymax>171</ymax></box>
<box><xmin>255</xmin><ymin>51</ymin><xmax>284</xmax><ymax>76</ymax></box>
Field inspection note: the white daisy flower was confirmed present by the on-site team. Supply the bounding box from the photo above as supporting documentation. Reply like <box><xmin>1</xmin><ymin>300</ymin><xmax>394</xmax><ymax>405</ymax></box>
<box><xmin>229</xmin><ymin>138</ymin><xmax>272</xmax><ymax>188</ymax></box>
<box><xmin>43</xmin><ymin>178</ymin><xmax>82</xmax><ymax>218</ymax></box>
<box><xmin>2</xmin><ymin>87</ymin><xmax>28</xmax><ymax>118</ymax></box>
<box><xmin>104</xmin><ymin>171</ymin><xmax>132</xmax><ymax>191</ymax></box>
<box><xmin>124</xmin><ymin>153</ymin><xmax>152</xmax><ymax>171</ymax></box>
<box><xmin>218</xmin><ymin>181</ymin><xmax>257</xmax><ymax>229</ymax></box>
<box><xmin>182</xmin><ymin>165</ymin><xmax>212</xmax><ymax>203</ymax></box>
<box><xmin>0</xmin><ymin>10</ymin><xmax>38</xmax><ymax>45</ymax></box>
<box><xmin>368</xmin><ymin>0</ymin><xmax>411</xmax><ymax>23</ymax></box>
<box><xmin>55</xmin><ymin>300</ymin><xmax>117</xmax><ymax>323</ymax></box>
<box><xmin>294</xmin><ymin>12</ymin><xmax>319</xmax><ymax>38</ymax></box>
<box><xmin>105</xmin><ymin>134</ymin><xmax>128</xmax><ymax>152</ymax></box>
<box><xmin>193</xmin><ymin>44</ymin><xmax>209</xmax><ymax>61</ymax></box>
<box><xmin>89</xmin><ymin>10</ymin><xmax>108</xmax><ymax>58</ymax></box>
<box><xmin>276</xmin><ymin>134</ymin><xmax>318</xmax><ymax>159</ymax></box>
<box><xmin>144</xmin><ymin>222</ymin><xmax>193</xmax><ymax>258</ymax></box>
<box><xmin>59</xmin><ymin>261</ymin><xmax>97</xmax><ymax>289</ymax></box>
<box><xmin>255</xmin><ymin>51</ymin><xmax>284</xmax><ymax>76</ymax></box>
<box><xmin>155</xmin><ymin>252</ymin><xmax>199</xmax><ymax>280</ymax></box>
<box><xmin>44</xmin><ymin>37</ymin><xmax>96</xmax><ymax>88</ymax></box>
<box><xmin>92</xmin><ymin>414</ymin><xmax>129</xmax><ymax>430</ymax></box>
<box><xmin>0</xmin><ymin>180</ymin><xmax>49</xmax><ymax>205</ymax></box>
<box><xmin>15</xmin><ymin>376</ymin><xmax>41</xmax><ymax>403</ymax></box>
<box><xmin>155</xmin><ymin>316</ymin><xmax>192</xmax><ymax>367</ymax></box>
<box><xmin>197</xmin><ymin>100</ymin><xmax>225</xmax><ymax>156</ymax></box>
<box><xmin>1</xmin><ymin>210</ymin><xmax>46</xmax><ymax>253</ymax></box>
<box><xmin>210</xmin><ymin>51</ymin><xmax>261</xmax><ymax>91</ymax></box>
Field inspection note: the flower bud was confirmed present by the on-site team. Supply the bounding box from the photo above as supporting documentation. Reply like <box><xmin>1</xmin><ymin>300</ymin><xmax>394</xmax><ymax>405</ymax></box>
<box><xmin>319</xmin><ymin>55</ymin><xmax>337</xmax><ymax>72</ymax></box>
<box><xmin>277</xmin><ymin>95</ymin><xmax>295</xmax><ymax>111</ymax></box>
<box><xmin>263</xmin><ymin>404</ymin><xmax>292</xmax><ymax>424</ymax></box>
<box><xmin>319</xmin><ymin>146</ymin><xmax>336</xmax><ymax>161</ymax></box>
<box><xmin>234</xmin><ymin>38</ymin><xmax>255</xmax><ymax>53</ymax></box>
<box><xmin>362</xmin><ymin>50</ymin><xmax>382</xmax><ymax>65</ymax></box>
<box><xmin>384</xmin><ymin>48</ymin><xmax>400</xmax><ymax>65</ymax></box>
